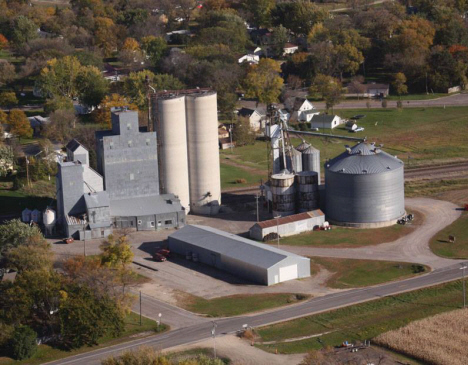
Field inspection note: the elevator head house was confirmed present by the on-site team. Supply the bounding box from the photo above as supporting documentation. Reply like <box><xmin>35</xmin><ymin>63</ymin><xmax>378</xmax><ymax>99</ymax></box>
<box><xmin>168</xmin><ymin>225</ymin><xmax>311</xmax><ymax>286</ymax></box>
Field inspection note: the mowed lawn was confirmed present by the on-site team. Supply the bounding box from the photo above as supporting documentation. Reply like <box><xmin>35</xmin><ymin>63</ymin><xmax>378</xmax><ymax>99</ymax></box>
<box><xmin>279</xmin><ymin>224</ymin><xmax>413</xmax><ymax>248</ymax></box>
<box><xmin>220</xmin><ymin>163</ymin><xmax>267</xmax><ymax>189</ymax></box>
<box><xmin>310</xmin><ymin>257</ymin><xmax>428</xmax><ymax>289</ymax></box>
<box><xmin>178</xmin><ymin>293</ymin><xmax>309</xmax><ymax>317</ymax></box>
<box><xmin>256</xmin><ymin>281</ymin><xmax>465</xmax><ymax>354</ymax></box>
<box><xmin>0</xmin><ymin>313</ymin><xmax>166</xmax><ymax>365</ymax></box>
<box><xmin>430</xmin><ymin>212</ymin><xmax>468</xmax><ymax>259</ymax></box>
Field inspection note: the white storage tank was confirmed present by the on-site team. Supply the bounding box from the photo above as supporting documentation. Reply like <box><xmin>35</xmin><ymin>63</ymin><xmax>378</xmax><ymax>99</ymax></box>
<box><xmin>296</xmin><ymin>171</ymin><xmax>319</xmax><ymax>212</ymax></box>
<box><xmin>186</xmin><ymin>92</ymin><xmax>221</xmax><ymax>215</ymax></box>
<box><xmin>156</xmin><ymin>95</ymin><xmax>191</xmax><ymax>212</ymax></box>
<box><xmin>271</xmin><ymin>170</ymin><xmax>296</xmax><ymax>217</ymax></box>
<box><xmin>43</xmin><ymin>208</ymin><xmax>56</xmax><ymax>226</ymax></box>
<box><xmin>21</xmin><ymin>208</ymin><xmax>31</xmax><ymax>223</ymax></box>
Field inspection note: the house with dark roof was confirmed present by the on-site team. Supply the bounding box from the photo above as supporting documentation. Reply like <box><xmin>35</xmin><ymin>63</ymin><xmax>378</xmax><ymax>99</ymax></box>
<box><xmin>237</xmin><ymin>107</ymin><xmax>266</xmax><ymax>131</ymax></box>
<box><xmin>168</xmin><ymin>225</ymin><xmax>311</xmax><ymax>285</ymax></box>
<box><xmin>290</xmin><ymin>98</ymin><xmax>319</xmax><ymax>122</ymax></box>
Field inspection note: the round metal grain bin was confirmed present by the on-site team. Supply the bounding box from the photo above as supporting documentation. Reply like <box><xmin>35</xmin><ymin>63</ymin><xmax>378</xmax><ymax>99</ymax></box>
<box><xmin>186</xmin><ymin>92</ymin><xmax>221</xmax><ymax>215</ymax></box>
<box><xmin>325</xmin><ymin>143</ymin><xmax>405</xmax><ymax>227</ymax></box>
<box><xmin>280</xmin><ymin>146</ymin><xmax>302</xmax><ymax>173</ymax></box>
<box><xmin>296</xmin><ymin>171</ymin><xmax>319</xmax><ymax>212</ymax></box>
<box><xmin>156</xmin><ymin>95</ymin><xmax>190</xmax><ymax>212</ymax></box>
<box><xmin>302</xmin><ymin>145</ymin><xmax>321</xmax><ymax>182</ymax></box>
<box><xmin>271</xmin><ymin>170</ymin><xmax>296</xmax><ymax>217</ymax></box>
<box><xmin>295</xmin><ymin>141</ymin><xmax>311</xmax><ymax>153</ymax></box>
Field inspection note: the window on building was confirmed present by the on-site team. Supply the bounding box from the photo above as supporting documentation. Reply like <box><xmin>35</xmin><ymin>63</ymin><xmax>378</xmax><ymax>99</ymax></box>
<box><xmin>157</xmin><ymin>221</ymin><xmax>162</xmax><ymax>226</ymax></box>
<box><xmin>130</xmin><ymin>173</ymin><xmax>134</xmax><ymax>181</ymax></box>
<box><xmin>128</xmin><ymin>140</ymin><xmax>132</xmax><ymax>147</ymax></box>
<box><xmin>138</xmin><ymin>220</ymin><xmax>142</xmax><ymax>225</ymax></box>
<box><xmin>127</xmin><ymin>123</ymin><xmax>131</xmax><ymax>130</ymax></box>
<box><xmin>164</xmin><ymin>220</ymin><xmax>172</xmax><ymax>225</ymax></box>
<box><xmin>146</xmin><ymin>138</ymin><xmax>150</xmax><ymax>146</ymax></box>
<box><xmin>150</xmin><ymin>221</ymin><xmax>155</xmax><ymax>227</ymax></box>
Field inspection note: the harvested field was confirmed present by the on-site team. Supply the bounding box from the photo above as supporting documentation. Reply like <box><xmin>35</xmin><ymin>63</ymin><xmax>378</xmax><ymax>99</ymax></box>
<box><xmin>374</xmin><ymin>309</ymin><xmax>468</xmax><ymax>365</ymax></box>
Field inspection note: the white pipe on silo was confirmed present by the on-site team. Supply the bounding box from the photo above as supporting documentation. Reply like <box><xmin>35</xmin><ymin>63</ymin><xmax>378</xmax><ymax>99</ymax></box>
<box><xmin>186</xmin><ymin>92</ymin><xmax>221</xmax><ymax>215</ymax></box>
<box><xmin>157</xmin><ymin>96</ymin><xmax>191</xmax><ymax>212</ymax></box>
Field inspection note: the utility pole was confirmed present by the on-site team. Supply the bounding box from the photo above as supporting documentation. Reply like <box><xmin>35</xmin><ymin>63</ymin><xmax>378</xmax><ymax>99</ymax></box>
<box><xmin>212</xmin><ymin>321</ymin><xmax>217</xmax><ymax>359</ymax></box>
<box><xmin>275</xmin><ymin>215</ymin><xmax>281</xmax><ymax>248</ymax></box>
<box><xmin>461</xmin><ymin>264</ymin><xmax>467</xmax><ymax>308</ymax></box>
<box><xmin>145</xmin><ymin>75</ymin><xmax>156</xmax><ymax>132</ymax></box>
<box><xmin>229</xmin><ymin>123</ymin><xmax>233</xmax><ymax>154</ymax></box>
<box><xmin>25</xmin><ymin>156</ymin><xmax>31</xmax><ymax>188</ymax></box>
<box><xmin>82</xmin><ymin>214</ymin><xmax>87</xmax><ymax>256</ymax></box>
<box><xmin>255</xmin><ymin>194</ymin><xmax>259</xmax><ymax>222</ymax></box>
<box><xmin>139</xmin><ymin>291</ymin><xmax>142</xmax><ymax>326</ymax></box>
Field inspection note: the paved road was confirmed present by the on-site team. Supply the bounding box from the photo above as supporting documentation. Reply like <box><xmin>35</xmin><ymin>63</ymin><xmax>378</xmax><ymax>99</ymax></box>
<box><xmin>46</xmin><ymin>261</ymin><xmax>467</xmax><ymax>365</ymax></box>
<box><xmin>282</xmin><ymin>198</ymin><xmax>463</xmax><ymax>269</ymax></box>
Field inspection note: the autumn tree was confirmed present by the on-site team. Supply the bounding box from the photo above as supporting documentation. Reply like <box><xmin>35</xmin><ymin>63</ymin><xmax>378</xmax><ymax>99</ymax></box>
<box><xmin>44</xmin><ymin>110</ymin><xmax>76</xmax><ymax>143</ymax></box>
<box><xmin>309</xmin><ymin>75</ymin><xmax>343</xmax><ymax>112</ymax></box>
<box><xmin>0</xmin><ymin>92</ymin><xmax>18</xmax><ymax>110</ymax></box>
<box><xmin>8</xmin><ymin>109</ymin><xmax>32</xmax><ymax>141</ymax></box>
<box><xmin>123</xmin><ymin>70</ymin><xmax>185</xmax><ymax>110</ymax></box>
<box><xmin>0</xmin><ymin>34</ymin><xmax>8</xmax><ymax>50</ymax></box>
<box><xmin>94</xmin><ymin>94</ymin><xmax>138</xmax><ymax>128</ymax></box>
<box><xmin>0</xmin><ymin>60</ymin><xmax>15</xmax><ymax>86</ymax></box>
<box><xmin>36</xmin><ymin>56</ymin><xmax>82</xmax><ymax>99</ymax></box>
<box><xmin>100</xmin><ymin>234</ymin><xmax>134</xmax><ymax>268</ymax></box>
<box><xmin>233</xmin><ymin>116</ymin><xmax>256</xmax><ymax>146</ymax></box>
<box><xmin>244</xmin><ymin>58</ymin><xmax>284</xmax><ymax>105</ymax></box>
<box><xmin>392</xmin><ymin>72</ymin><xmax>408</xmax><ymax>99</ymax></box>
<box><xmin>94</xmin><ymin>17</ymin><xmax>118</xmax><ymax>57</ymax></box>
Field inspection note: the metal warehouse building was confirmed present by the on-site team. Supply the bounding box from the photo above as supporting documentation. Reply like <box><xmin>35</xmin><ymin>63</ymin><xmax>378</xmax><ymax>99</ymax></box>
<box><xmin>168</xmin><ymin>225</ymin><xmax>311</xmax><ymax>286</ymax></box>
<box><xmin>249</xmin><ymin>210</ymin><xmax>325</xmax><ymax>241</ymax></box>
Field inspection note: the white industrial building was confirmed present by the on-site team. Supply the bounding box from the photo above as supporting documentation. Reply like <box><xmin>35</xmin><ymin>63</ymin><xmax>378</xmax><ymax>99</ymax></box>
<box><xmin>249</xmin><ymin>210</ymin><xmax>325</xmax><ymax>241</ymax></box>
<box><xmin>168</xmin><ymin>225</ymin><xmax>311</xmax><ymax>286</ymax></box>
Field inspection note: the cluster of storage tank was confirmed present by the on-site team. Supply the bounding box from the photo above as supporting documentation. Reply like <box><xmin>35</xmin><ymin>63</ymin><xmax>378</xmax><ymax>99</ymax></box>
<box><xmin>154</xmin><ymin>91</ymin><xmax>221</xmax><ymax>215</ymax></box>
<box><xmin>272</xmin><ymin>141</ymin><xmax>321</xmax><ymax>217</ymax></box>
<box><xmin>21</xmin><ymin>207</ymin><xmax>56</xmax><ymax>235</ymax></box>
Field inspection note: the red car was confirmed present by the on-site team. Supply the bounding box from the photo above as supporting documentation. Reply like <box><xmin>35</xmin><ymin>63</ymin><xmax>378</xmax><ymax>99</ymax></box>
<box><xmin>156</xmin><ymin>248</ymin><xmax>170</xmax><ymax>257</ymax></box>
<box><xmin>153</xmin><ymin>253</ymin><xmax>167</xmax><ymax>262</ymax></box>
<box><xmin>63</xmin><ymin>237</ymin><xmax>74</xmax><ymax>244</ymax></box>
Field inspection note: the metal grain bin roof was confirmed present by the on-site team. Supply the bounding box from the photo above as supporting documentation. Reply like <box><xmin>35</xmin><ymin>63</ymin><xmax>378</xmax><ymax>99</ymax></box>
<box><xmin>326</xmin><ymin>142</ymin><xmax>403</xmax><ymax>175</ymax></box>
<box><xmin>295</xmin><ymin>141</ymin><xmax>311</xmax><ymax>152</ymax></box>
<box><xmin>169</xmin><ymin>225</ymin><xmax>307</xmax><ymax>269</ymax></box>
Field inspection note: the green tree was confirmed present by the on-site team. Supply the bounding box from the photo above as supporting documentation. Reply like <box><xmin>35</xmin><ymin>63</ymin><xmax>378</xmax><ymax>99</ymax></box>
<box><xmin>44</xmin><ymin>109</ymin><xmax>76</xmax><ymax>143</ymax></box>
<box><xmin>141</xmin><ymin>36</ymin><xmax>167</xmax><ymax>68</ymax></box>
<box><xmin>0</xmin><ymin>219</ymin><xmax>44</xmax><ymax>258</ymax></box>
<box><xmin>0</xmin><ymin>145</ymin><xmax>14</xmax><ymax>177</ymax></box>
<box><xmin>123</xmin><ymin>70</ymin><xmax>184</xmax><ymax>110</ymax></box>
<box><xmin>75</xmin><ymin>66</ymin><xmax>109</xmax><ymax>107</ymax></box>
<box><xmin>0</xmin><ymin>60</ymin><xmax>16</xmax><ymax>86</ymax></box>
<box><xmin>272</xmin><ymin>2</ymin><xmax>328</xmax><ymax>35</ymax></box>
<box><xmin>309</xmin><ymin>75</ymin><xmax>343</xmax><ymax>112</ymax></box>
<box><xmin>44</xmin><ymin>96</ymin><xmax>75</xmax><ymax>114</ymax></box>
<box><xmin>36</xmin><ymin>56</ymin><xmax>83</xmax><ymax>99</ymax></box>
<box><xmin>244</xmin><ymin>58</ymin><xmax>284</xmax><ymax>105</ymax></box>
<box><xmin>243</xmin><ymin>0</ymin><xmax>275</xmax><ymax>27</ymax></box>
<box><xmin>9</xmin><ymin>326</ymin><xmax>37</xmax><ymax>360</ymax></box>
<box><xmin>100</xmin><ymin>234</ymin><xmax>134</xmax><ymax>268</ymax></box>
<box><xmin>11</xmin><ymin>16</ymin><xmax>38</xmax><ymax>47</ymax></box>
<box><xmin>392</xmin><ymin>72</ymin><xmax>408</xmax><ymax>99</ymax></box>
<box><xmin>5</xmin><ymin>242</ymin><xmax>52</xmax><ymax>272</ymax></box>
<box><xmin>0</xmin><ymin>110</ymin><xmax>7</xmax><ymax>124</ymax></box>
<box><xmin>233</xmin><ymin>116</ymin><xmax>256</xmax><ymax>146</ymax></box>
<box><xmin>0</xmin><ymin>92</ymin><xmax>18</xmax><ymax>110</ymax></box>
<box><xmin>8</xmin><ymin>109</ymin><xmax>33</xmax><ymax>141</ymax></box>
<box><xmin>271</xmin><ymin>25</ymin><xmax>289</xmax><ymax>58</ymax></box>
<box><xmin>59</xmin><ymin>283</ymin><xmax>124</xmax><ymax>349</ymax></box>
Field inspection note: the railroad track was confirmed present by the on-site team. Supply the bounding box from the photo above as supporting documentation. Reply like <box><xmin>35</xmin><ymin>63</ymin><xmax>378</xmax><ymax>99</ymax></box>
<box><xmin>221</xmin><ymin>162</ymin><xmax>468</xmax><ymax>198</ymax></box>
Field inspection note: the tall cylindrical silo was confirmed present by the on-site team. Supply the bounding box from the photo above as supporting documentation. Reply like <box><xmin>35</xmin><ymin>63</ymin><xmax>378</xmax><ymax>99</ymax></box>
<box><xmin>271</xmin><ymin>170</ymin><xmax>296</xmax><ymax>217</ymax></box>
<box><xmin>325</xmin><ymin>142</ymin><xmax>405</xmax><ymax>227</ymax></box>
<box><xmin>302</xmin><ymin>145</ymin><xmax>321</xmax><ymax>182</ymax></box>
<box><xmin>186</xmin><ymin>92</ymin><xmax>221</xmax><ymax>215</ymax></box>
<box><xmin>156</xmin><ymin>95</ymin><xmax>191</xmax><ymax>212</ymax></box>
<box><xmin>296</xmin><ymin>171</ymin><xmax>319</xmax><ymax>212</ymax></box>
<box><xmin>280</xmin><ymin>146</ymin><xmax>302</xmax><ymax>173</ymax></box>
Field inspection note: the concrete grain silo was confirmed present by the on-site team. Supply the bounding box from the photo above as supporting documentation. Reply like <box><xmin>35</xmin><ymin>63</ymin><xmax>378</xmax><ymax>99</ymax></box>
<box><xmin>325</xmin><ymin>142</ymin><xmax>405</xmax><ymax>227</ymax></box>
<box><xmin>156</xmin><ymin>95</ymin><xmax>191</xmax><ymax>212</ymax></box>
<box><xmin>271</xmin><ymin>170</ymin><xmax>296</xmax><ymax>217</ymax></box>
<box><xmin>186</xmin><ymin>92</ymin><xmax>221</xmax><ymax>215</ymax></box>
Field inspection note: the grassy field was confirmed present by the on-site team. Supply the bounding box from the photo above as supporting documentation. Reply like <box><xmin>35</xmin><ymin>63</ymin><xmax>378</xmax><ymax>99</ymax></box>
<box><xmin>279</xmin><ymin>223</ymin><xmax>414</xmax><ymax>248</ymax></box>
<box><xmin>429</xmin><ymin>212</ymin><xmax>468</xmax><ymax>259</ymax></box>
<box><xmin>0</xmin><ymin>312</ymin><xmax>167</xmax><ymax>365</ymax></box>
<box><xmin>405</xmin><ymin>179</ymin><xmax>468</xmax><ymax>197</ymax></box>
<box><xmin>375</xmin><ymin>309</ymin><xmax>468</xmax><ymax>365</ymax></box>
<box><xmin>310</xmin><ymin>257</ymin><xmax>427</xmax><ymax>289</ymax></box>
<box><xmin>220</xmin><ymin>163</ymin><xmax>266</xmax><ymax>190</ymax></box>
<box><xmin>386</xmin><ymin>93</ymin><xmax>450</xmax><ymax>101</ymax></box>
<box><xmin>256</xmin><ymin>280</ymin><xmax>465</xmax><ymax>354</ymax></box>
<box><xmin>0</xmin><ymin>179</ymin><xmax>56</xmax><ymax>216</ymax></box>
<box><xmin>178</xmin><ymin>293</ymin><xmax>309</xmax><ymax>317</ymax></box>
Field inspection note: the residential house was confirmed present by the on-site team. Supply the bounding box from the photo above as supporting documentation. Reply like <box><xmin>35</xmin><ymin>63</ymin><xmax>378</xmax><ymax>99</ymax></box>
<box><xmin>310</xmin><ymin>114</ymin><xmax>342</xmax><ymax>129</ymax></box>
<box><xmin>283</xmin><ymin>43</ymin><xmax>299</xmax><ymax>55</ymax></box>
<box><xmin>1</xmin><ymin>124</ymin><xmax>12</xmax><ymax>139</ymax></box>
<box><xmin>365</xmin><ymin>83</ymin><xmax>390</xmax><ymax>97</ymax></box>
<box><xmin>238</xmin><ymin>54</ymin><xmax>259</xmax><ymax>64</ymax></box>
<box><xmin>345</xmin><ymin>120</ymin><xmax>357</xmax><ymax>131</ymax></box>
<box><xmin>237</xmin><ymin>107</ymin><xmax>266</xmax><ymax>131</ymax></box>
<box><xmin>28</xmin><ymin>115</ymin><xmax>50</xmax><ymax>136</ymax></box>
<box><xmin>290</xmin><ymin>98</ymin><xmax>319</xmax><ymax>122</ymax></box>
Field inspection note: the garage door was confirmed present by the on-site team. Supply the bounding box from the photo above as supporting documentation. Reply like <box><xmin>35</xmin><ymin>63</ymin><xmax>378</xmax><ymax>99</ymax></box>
<box><xmin>279</xmin><ymin>264</ymin><xmax>298</xmax><ymax>283</ymax></box>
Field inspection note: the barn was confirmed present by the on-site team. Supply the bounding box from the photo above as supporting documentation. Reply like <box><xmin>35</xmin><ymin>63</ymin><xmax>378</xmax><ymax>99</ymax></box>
<box><xmin>168</xmin><ymin>225</ymin><xmax>311</xmax><ymax>286</ymax></box>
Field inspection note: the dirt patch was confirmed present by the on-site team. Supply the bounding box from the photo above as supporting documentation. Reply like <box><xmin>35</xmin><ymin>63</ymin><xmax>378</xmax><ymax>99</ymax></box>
<box><xmin>432</xmin><ymin>188</ymin><xmax>468</xmax><ymax>205</ymax></box>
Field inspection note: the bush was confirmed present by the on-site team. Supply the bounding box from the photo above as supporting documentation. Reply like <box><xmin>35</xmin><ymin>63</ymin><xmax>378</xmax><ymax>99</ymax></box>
<box><xmin>381</xmin><ymin>100</ymin><xmax>388</xmax><ymax>108</ymax></box>
<box><xmin>397</xmin><ymin>100</ymin><xmax>403</xmax><ymax>109</ymax></box>
<box><xmin>9</xmin><ymin>326</ymin><xmax>37</xmax><ymax>360</ymax></box>
<box><xmin>235</xmin><ymin>178</ymin><xmax>247</xmax><ymax>184</ymax></box>
<box><xmin>366</xmin><ymin>101</ymin><xmax>371</xmax><ymax>109</ymax></box>
<box><xmin>411</xmin><ymin>264</ymin><xmax>425</xmax><ymax>273</ymax></box>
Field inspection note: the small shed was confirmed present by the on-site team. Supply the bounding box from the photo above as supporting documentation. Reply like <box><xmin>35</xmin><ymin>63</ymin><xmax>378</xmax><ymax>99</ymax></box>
<box><xmin>168</xmin><ymin>225</ymin><xmax>311</xmax><ymax>286</ymax></box>
<box><xmin>250</xmin><ymin>210</ymin><xmax>325</xmax><ymax>241</ymax></box>
<box><xmin>310</xmin><ymin>114</ymin><xmax>342</xmax><ymax>129</ymax></box>
<box><xmin>345</xmin><ymin>121</ymin><xmax>357</xmax><ymax>131</ymax></box>
<box><xmin>365</xmin><ymin>83</ymin><xmax>389</xmax><ymax>97</ymax></box>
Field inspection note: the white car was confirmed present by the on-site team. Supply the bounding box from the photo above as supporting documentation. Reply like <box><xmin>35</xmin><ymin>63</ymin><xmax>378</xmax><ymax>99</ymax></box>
<box><xmin>352</xmin><ymin>127</ymin><xmax>365</xmax><ymax>132</ymax></box>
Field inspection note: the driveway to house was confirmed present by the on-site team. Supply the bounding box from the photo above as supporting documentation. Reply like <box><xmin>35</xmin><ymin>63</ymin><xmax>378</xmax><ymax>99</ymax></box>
<box><xmin>280</xmin><ymin>197</ymin><xmax>462</xmax><ymax>270</ymax></box>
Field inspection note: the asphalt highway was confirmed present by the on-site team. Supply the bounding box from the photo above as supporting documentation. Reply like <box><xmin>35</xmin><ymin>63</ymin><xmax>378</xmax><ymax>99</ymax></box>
<box><xmin>47</xmin><ymin>261</ymin><xmax>468</xmax><ymax>365</ymax></box>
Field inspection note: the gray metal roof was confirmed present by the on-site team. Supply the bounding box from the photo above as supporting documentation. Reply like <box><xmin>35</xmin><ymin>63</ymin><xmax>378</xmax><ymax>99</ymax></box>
<box><xmin>84</xmin><ymin>191</ymin><xmax>110</xmax><ymax>209</ymax></box>
<box><xmin>310</xmin><ymin>114</ymin><xmax>337</xmax><ymax>124</ymax></box>
<box><xmin>110</xmin><ymin>194</ymin><xmax>182</xmax><ymax>217</ymax></box>
<box><xmin>169</xmin><ymin>225</ymin><xmax>308</xmax><ymax>270</ymax></box>
<box><xmin>66</xmin><ymin>139</ymin><xmax>87</xmax><ymax>152</ymax></box>
<box><xmin>326</xmin><ymin>142</ymin><xmax>404</xmax><ymax>175</ymax></box>
<box><xmin>295</xmin><ymin>141</ymin><xmax>311</xmax><ymax>152</ymax></box>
